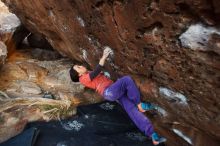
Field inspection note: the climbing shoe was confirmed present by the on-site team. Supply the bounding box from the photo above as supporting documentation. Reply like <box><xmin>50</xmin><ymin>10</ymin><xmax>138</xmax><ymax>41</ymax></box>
<box><xmin>141</xmin><ymin>102</ymin><xmax>156</xmax><ymax>111</ymax></box>
<box><xmin>151</xmin><ymin>132</ymin><xmax>167</xmax><ymax>145</ymax></box>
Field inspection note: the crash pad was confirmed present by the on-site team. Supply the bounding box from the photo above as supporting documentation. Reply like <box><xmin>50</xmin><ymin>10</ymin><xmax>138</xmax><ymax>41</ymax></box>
<box><xmin>0</xmin><ymin>127</ymin><xmax>39</xmax><ymax>146</ymax></box>
<box><xmin>2</xmin><ymin>101</ymin><xmax>165</xmax><ymax>146</ymax></box>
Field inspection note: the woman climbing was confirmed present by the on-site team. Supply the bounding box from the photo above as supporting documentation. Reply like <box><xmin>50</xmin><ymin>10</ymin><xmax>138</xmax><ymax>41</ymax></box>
<box><xmin>69</xmin><ymin>47</ymin><xmax>166</xmax><ymax>145</ymax></box>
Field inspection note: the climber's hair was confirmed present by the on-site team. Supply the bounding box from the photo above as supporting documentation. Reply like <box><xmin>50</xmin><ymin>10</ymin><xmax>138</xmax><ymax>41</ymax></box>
<box><xmin>69</xmin><ymin>65</ymin><xmax>79</xmax><ymax>82</ymax></box>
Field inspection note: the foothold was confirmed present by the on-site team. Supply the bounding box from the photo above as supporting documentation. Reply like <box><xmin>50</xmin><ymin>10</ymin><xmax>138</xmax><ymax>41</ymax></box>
<box><xmin>159</xmin><ymin>87</ymin><xmax>188</xmax><ymax>105</ymax></box>
<box><xmin>172</xmin><ymin>128</ymin><xmax>192</xmax><ymax>145</ymax></box>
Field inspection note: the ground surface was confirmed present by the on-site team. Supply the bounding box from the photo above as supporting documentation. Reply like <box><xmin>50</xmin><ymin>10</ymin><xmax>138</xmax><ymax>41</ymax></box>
<box><xmin>1</xmin><ymin>101</ymin><xmax>165</xmax><ymax>146</ymax></box>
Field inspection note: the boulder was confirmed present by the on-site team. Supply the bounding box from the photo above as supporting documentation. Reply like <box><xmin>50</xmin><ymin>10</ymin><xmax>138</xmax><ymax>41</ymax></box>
<box><xmin>0</xmin><ymin>1</ymin><xmax>29</xmax><ymax>55</ymax></box>
<box><xmin>0</xmin><ymin>97</ymin><xmax>74</xmax><ymax>143</ymax></box>
<box><xmin>1</xmin><ymin>0</ymin><xmax>220</xmax><ymax>145</ymax></box>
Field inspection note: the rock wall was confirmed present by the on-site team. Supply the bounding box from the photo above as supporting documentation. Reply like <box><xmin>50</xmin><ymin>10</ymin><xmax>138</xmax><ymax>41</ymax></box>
<box><xmin>1</xmin><ymin>0</ymin><xmax>220</xmax><ymax>146</ymax></box>
<box><xmin>0</xmin><ymin>1</ymin><xmax>29</xmax><ymax>58</ymax></box>
<box><xmin>0</xmin><ymin>46</ymin><xmax>104</xmax><ymax>143</ymax></box>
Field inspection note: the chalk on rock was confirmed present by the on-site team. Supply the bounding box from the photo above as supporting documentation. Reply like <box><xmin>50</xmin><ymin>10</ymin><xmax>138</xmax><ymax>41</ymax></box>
<box><xmin>172</xmin><ymin>128</ymin><xmax>192</xmax><ymax>145</ymax></box>
<box><xmin>60</xmin><ymin>120</ymin><xmax>84</xmax><ymax>131</ymax></box>
<box><xmin>76</xmin><ymin>16</ymin><xmax>85</xmax><ymax>27</ymax></box>
<box><xmin>179</xmin><ymin>23</ymin><xmax>220</xmax><ymax>51</ymax></box>
<box><xmin>159</xmin><ymin>87</ymin><xmax>188</xmax><ymax>105</ymax></box>
<box><xmin>155</xmin><ymin>106</ymin><xmax>168</xmax><ymax>117</ymax></box>
<box><xmin>99</xmin><ymin>102</ymin><xmax>115</xmax><ymax>110</ymax></box>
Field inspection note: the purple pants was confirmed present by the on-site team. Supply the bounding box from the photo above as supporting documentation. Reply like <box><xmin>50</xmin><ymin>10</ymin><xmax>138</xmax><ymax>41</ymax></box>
<box><xmin>103</xmin><ymin>76</ymin><xmax>154</xmax><ymax>137</ymax></box>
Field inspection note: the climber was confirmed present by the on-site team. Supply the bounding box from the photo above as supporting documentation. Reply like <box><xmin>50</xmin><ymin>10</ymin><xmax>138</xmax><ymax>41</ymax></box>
<box><xmin>69</xmin><ymin>47</ymin><xmax>167</xmax><ymax>145</ymax></box>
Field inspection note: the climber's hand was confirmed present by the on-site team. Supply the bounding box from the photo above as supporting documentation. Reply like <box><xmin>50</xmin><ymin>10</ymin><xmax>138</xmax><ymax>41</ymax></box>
<box><xmin>102</xmin><ymin>46</ymin><xmax>112</xmax><ymax>59</ymax></box>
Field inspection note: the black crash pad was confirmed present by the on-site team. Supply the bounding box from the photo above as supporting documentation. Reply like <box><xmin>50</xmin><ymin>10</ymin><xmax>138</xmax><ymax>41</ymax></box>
<box><xmin>1</xmin><ymin>101</ymin><xmax>165</xmax><ymax>146</ymax></box>
<box><xmin>0</xmin><ymin>127</ymin><xmax>39</xmax><ymax>146</ymax></box>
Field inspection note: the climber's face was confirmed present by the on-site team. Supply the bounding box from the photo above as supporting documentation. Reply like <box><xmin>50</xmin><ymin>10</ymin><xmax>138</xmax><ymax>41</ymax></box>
<box><xmin>73</xmin><ymin>65</ymin><xmax>87</xmax><ymax>76</ymax></box>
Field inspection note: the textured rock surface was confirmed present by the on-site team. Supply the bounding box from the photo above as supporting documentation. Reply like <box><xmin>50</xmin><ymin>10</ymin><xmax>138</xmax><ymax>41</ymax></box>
<box><xmin>0</xmin><ymin>1</ymin><xmax>29</xmax><ymax>55</ymax></box>
<box><xmin>27</xmin><ymin>33</ymin><xmax>54</xmax><ymax>50</ymax></box>
<box><xmin>0</xmin><ymin>41</ymin><xmax>7</xmax><ymax>67</ymax></box>
<box><xmin>0</xmin><ymin>2</ymin><xmax>20</xmax><ymax>33</ymax></box>
<box><xmin>0</xmin><ymin>96</ymin><xmax>75</xmax><ymax>143</ymax></box>
<box><xmin>179</xmin><ymin>23</ymin><xmax>220</xmax><ymax>52</ymax></box>
<box><xmin>1</xmin><ymin>0</ymin><xmax>220</xmax><ymax>146</ymax></box>
<box><xmin>0</xmin><ymin>47</ymin><xmax>103</xmax><ymax>105</ymax></box>
<box><xmin>0</xmin><ymin>47</ymin><xmax>103</xmax><ymax>143</ymax></box>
